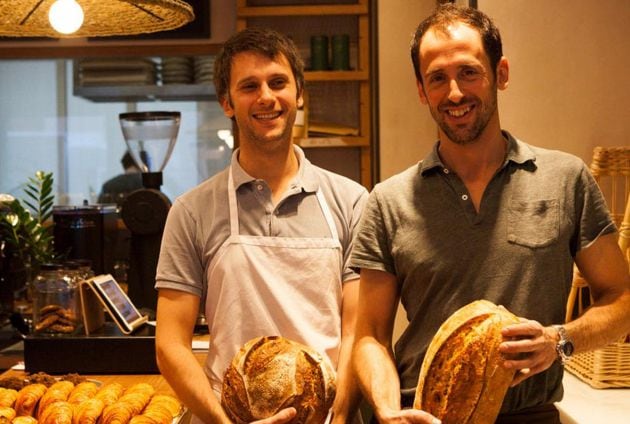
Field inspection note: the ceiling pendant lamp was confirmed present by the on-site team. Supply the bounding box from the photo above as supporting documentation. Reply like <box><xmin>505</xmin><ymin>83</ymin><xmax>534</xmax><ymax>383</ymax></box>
<box><xmin>0</xmin><ymin>0</ymin><xmax>194</xmax><ymax>38</ymax></box>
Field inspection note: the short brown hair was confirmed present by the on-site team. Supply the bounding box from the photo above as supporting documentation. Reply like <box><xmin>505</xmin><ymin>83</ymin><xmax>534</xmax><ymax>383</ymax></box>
<box><xmin>410</xmin><ymin>4</ymin><xmax>503</xmax><ymax>84</ymax></box>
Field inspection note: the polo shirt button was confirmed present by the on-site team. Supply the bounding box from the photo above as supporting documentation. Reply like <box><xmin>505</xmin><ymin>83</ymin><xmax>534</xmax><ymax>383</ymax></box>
<box><xmin>443</xmin><ymin>168</ymin><xmax>450</xmax><ymax>174</ymax></box>
<box><xmin>461</xmin><ymin>194</ymin><xmax>469</xmax><ymax>201</ymax></box>
<box><xmin>256</xmin><ymin>184</ymin><xmax>264</xmax><ymax>191</ymax></box>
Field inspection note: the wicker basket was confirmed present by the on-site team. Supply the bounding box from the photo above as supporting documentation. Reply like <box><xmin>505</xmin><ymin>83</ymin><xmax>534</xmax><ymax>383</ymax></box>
<box><xmin>564</xmin><ymin>146</ymin><xmax>630</xmax><ymax>389</ymax></box>
<box><xmin>565</xmin><ymin>342</ymin><xmax>630</xmax><ymax>389</ymax></box>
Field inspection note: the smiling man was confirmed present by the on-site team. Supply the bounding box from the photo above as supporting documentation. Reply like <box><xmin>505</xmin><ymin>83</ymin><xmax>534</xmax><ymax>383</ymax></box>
<box><xmin>351</xmin><ymin>4</ymin><xmax>630</xmax><ymax>424</ymax></box>
<box><xmin>154</xmin><ymin>28</ymin><xmax>367</xmax><ymax>424</ymax></box>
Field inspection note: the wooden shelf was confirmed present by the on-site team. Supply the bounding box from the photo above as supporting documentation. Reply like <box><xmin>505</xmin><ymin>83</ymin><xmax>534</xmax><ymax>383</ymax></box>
<box><xmin>304</xmin><ymin>70</ymin><xmax>368</xmax><ymax>81</ymax></box>
<box><xmin>237</xmin><ymin>4</ymin><xmax>368</xmax><ymax>17</ymax></box>
<box><xmin>237</xmin><ymin>0</ymin><xmax>373</xmax><ymax>187</ymax></box>
<box><xmin>296</xmin><ymin>136</ymin><xmax>369</xmax><ymax>148</ymax></box>
<box><xmin>73</xmin><ymin>83</ymin><xmax>216</xmax><ymax>103</ymax></box>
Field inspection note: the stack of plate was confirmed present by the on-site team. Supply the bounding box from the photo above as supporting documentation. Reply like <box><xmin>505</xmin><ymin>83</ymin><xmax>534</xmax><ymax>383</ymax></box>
<box><xmin>77</xmin><ymin>58</ymin><xmax>157</xmax><ymax>86</ymax></box>
<box><xmin>161</xmin><ymin>57</ymin><xmax>194</xmax><ymax>84</ymax></box>
<box><xmin>194</xmin><ymin>56</ymin><xmax>215</xmax><ymax>84</ymax></box>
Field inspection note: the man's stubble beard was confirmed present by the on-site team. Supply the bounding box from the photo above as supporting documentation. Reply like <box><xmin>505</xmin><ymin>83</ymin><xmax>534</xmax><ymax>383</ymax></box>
<box><xmin>241</xmin><ymin>107</ymin><xmax>297</xmax><ymax>153</ymax></box>
<box><xmin>433</xmin><ymin>85</ymin><xmax>498</xmax><ymax>146</ymax></box>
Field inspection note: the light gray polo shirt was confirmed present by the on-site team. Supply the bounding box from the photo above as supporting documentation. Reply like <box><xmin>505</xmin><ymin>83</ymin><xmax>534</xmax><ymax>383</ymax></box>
<box><xmin>156</xmin><ymin>145</ymin><xmax>368</xmax><ymax>297</ymax></box>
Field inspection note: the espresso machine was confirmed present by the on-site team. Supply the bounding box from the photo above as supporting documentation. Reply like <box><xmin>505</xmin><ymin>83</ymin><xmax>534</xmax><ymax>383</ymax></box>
<box><xmin>119</xmin><ymin>111</ymin><xmax>180</xmax><ymax>312</ymax></box>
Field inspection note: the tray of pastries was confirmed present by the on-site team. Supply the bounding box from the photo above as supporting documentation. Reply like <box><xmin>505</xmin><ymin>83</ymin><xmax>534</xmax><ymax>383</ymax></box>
<box><xmin>0</xmin><ymin>373</ymin><xmax>184</xmax><ymax>424</ymax></box>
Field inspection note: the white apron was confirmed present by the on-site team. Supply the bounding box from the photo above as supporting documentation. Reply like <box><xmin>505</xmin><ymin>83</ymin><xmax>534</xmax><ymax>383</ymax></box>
<box><xmin>204</xmin><ymin>167</ymin><xmax>343</xmax><ymax>400</ymax></box>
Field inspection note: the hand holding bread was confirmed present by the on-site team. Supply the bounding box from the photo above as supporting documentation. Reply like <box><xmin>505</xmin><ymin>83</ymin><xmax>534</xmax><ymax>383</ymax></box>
<box><xmin>221</xmin><ymin>336</ymin><xmax>336</xmax><ymax>424</ymax></box>
<box><xmin>414</xmin><ymin>300</ymin><xmax>520</xmax><ymax>424</ymax></box>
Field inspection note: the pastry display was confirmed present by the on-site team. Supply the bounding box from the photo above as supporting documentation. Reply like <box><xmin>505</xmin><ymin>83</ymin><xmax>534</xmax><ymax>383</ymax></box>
<box><xmin>0</xmin><ymin>374</ymin><xmax>182</xmax><ymax>424</ymax></box>
<box><xmin>222</xmin><ymin>335</ymin><xmax>336</xmax><ymax>424</ymax></box>
<box><xmin>414</xmin><ymin>300</ymin><xmax>520</xmax><ymax>424</ymax></box>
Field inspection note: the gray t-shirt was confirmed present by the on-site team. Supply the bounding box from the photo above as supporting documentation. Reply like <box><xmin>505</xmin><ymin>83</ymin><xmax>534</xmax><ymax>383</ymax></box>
<box><xmin>350</xmin><ymin>132</ymin><xmax>615</xmax><ymax>412</ymax></box>
<box><xmin>156</xmin><ymin>145</ymin><xmax>368</xmax><ymax>298</ymax></box>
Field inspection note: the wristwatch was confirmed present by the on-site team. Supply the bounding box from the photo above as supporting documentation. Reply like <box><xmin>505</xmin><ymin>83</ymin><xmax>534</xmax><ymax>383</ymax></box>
<box><xmin>553</xmin><ymin>325</ymin><xmax>574</xmax><ymax>364</ymax></box>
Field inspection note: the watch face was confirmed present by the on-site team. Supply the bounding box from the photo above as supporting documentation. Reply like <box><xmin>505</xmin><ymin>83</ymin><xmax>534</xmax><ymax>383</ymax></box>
<box><xmin>561</xmin><ymin>340</ymin><xmax>574</xmax><ymax>357</ymax></box>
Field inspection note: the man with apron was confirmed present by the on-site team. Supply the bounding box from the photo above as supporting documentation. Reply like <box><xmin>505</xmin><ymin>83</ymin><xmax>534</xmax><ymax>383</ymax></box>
<box><xmin>155</xmin><ymin>27</ymin><xmax>368</xmax><ymax>424</ymax></box>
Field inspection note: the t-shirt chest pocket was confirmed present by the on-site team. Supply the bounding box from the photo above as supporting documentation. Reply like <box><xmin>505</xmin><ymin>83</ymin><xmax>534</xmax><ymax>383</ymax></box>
<box><xmin>507</xmin><ymin>199</ymin><xmax>559</xmax><ymax>248</ymax></box>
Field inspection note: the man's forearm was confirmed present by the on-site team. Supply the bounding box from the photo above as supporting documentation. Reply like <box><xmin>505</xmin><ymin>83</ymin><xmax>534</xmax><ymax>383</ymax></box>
<box><xmin>157</xmin><ymin>344</ymin><xmax>230</xmax><ymax>423</ymax></box>
<box><xmin>353</xmin><ymin>337</ymin><xmax>402</xmax><ymax>421</ymax></box>
<box><xmin>566</xmin><ymin>287</ymin><xmax>630</xmax><ymax>353</ymax></box>
<box><xmin>331</xmin><ymin>335</ymin><xmax>362</xmax><ymax>423</ymax></box>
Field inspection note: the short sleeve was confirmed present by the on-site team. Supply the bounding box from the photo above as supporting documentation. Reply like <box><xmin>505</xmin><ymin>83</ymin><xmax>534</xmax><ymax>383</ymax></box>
<box><xmin>573</xmin><ymin>163</ymin><xmax>617</xmax><ymax>254</ymax></box>
<box><xmin>350</xmin><ymin>187</ymin><xmax>396</xmax><ymax>275</ymax></box>
<box><xmin>155</xmin><ymin>198</ymin><xmax>205</xmax><ymax>297</ymax></box>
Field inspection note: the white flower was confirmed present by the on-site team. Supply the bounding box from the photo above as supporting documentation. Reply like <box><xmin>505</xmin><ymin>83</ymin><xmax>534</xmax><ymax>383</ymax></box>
<box><xmin>5</xmin><ymin>213</ymin><xmax>19</xmax><ymax>227</ymax></box>
<box><xmin>0</xmin><ymin>193</ymin><xmax>16</xmax><ymax>204</ymax></box>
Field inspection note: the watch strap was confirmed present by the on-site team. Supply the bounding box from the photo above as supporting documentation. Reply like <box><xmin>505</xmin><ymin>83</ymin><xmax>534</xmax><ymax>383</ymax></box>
<box><xmin>553</xmin><ymin>325</ymin><xmax>573</xmax><ymax>364</ymax></box>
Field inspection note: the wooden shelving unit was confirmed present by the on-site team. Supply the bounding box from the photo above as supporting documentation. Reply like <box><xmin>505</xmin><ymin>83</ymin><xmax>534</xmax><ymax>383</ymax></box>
<box><xmin>236</xmin><ymin>0</ymin><xmax>374</xmax><ymax>188</ymax></box>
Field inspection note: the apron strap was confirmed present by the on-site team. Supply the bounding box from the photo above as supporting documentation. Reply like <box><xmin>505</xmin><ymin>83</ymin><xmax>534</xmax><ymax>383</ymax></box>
<box><xmin>227</xmin><ymin>167</ymin><xmax>239</xmax><ymax>236</ymax></box>
<box><xmin>316</xmin><ymin>189</ymin><xmax>339</xmax><ymax>241</ymax></box>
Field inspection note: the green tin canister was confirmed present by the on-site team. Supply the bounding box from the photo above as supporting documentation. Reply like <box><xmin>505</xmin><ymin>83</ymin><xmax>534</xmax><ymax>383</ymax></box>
<box><xmin>310</xmin><ymin>35</ymin><xmax>329</xmax><ymax>70</ymax></box>
<box><xmin>331</xmin><ymin>34</ymin><xmax>350</xmax><ymax>70</ymax></box>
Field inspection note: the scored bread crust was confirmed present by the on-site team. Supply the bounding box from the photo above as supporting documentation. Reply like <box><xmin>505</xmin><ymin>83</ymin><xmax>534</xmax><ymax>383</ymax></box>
<box><xmin>414</xmin><ymin>300</ymin><xmax>520</xmax><ymax>424</ymax></box>
<box><xmin>222</xmin><ymin>336</ymin><xmax>336</xmax><ymax>424</ymax></box>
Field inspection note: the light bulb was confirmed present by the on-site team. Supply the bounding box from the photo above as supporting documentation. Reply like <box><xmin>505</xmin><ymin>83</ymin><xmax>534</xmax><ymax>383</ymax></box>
<box><xmin>48</xmin><ymin>0</ymin><xmax>84</xmax><ymax>35</ymax></box>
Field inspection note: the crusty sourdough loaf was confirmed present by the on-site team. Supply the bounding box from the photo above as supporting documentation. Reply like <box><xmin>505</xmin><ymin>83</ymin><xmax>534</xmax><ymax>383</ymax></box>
<box><xmin>221</xmin><ymin>336</ymin><xmax>336</xmax><ymax>424</ymax></box>
<box><xmin>414</xmin><ymin>300</ymin><xmax>520</xmax><ymax>424</ymax></box>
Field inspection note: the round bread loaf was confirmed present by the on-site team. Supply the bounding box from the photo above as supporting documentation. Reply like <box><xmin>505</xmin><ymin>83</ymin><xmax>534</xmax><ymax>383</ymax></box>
<box><xmin>221</xmin><ymin>336</ymin><xmax>336</xmax><ymax>424</ymax></box>
<box><xmin>414</xmin><ymin>300</ymin><xmax>520</xmax><ymax>424</ymax></box>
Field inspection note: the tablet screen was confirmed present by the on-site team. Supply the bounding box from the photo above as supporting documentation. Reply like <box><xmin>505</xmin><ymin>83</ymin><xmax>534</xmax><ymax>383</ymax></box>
<box><xmin>91</xmin><ymin>276</ymin><xmax>144</xmax><ymax>330</ymax></box>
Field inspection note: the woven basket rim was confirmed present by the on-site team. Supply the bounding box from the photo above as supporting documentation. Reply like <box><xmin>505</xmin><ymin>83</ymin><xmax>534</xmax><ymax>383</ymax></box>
<box><xmin>565</xmin><ymin>342</ymin><xmax>630</xmax><ymax>389</ymax></box>
<box><xmin>0</xmin><ymin>0</ymin><xmax>195</xmax><ymax>38</ymax></box>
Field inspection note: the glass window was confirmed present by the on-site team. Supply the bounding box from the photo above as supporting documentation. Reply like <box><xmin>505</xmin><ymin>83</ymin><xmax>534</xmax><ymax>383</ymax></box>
<box><xmin>0</xmin><ymin>59</ymin><xmax>232</xmax><ymax>205</ymax></box>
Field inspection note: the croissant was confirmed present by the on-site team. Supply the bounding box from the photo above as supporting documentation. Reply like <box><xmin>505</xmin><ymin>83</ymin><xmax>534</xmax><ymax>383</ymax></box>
<box><xmin>11</xmin><ymin>416</ymin><xmax>38</xmax><ymax>424</ymax></box>
<box><xmin>100</xmin><ymin>400</ymin><xmax>135</xmax><ymax>424</ymax></box>
<box><xmin>140</xmin><ymin>403</ymin><xmax>173</xmax><ymax>424</ymax></box>
<box><xmin>38</xmin><ymin>400</ymin><xmax>73</xmax><ymax>424</ymax></box>
<box><xmin>95</xmin><ymin>383</ymin><xmax>125</xmax><ymax>407</ymax></box>
<box><xmin>14</xmin><ymin>383</ymin><xmax>47</xmax><ymax>417</ymax></box>
<box><xmin>124</xmin><ymin>384</ymin><xmax>155</xmax><ymax>398</ymax></box>
<box><xmin>47</xmin><ymin>381</ymin><xmax>75</xmax><ymax>397</ymax></box>
<box><xmin>72</xmin><ymin>398</ymin><xmax>105</xmax><ymax>424</ymax></box>
<box><xmin>117</xmin><ymin>392</ymin><xmax>150</xmax><ymax>416</ymax></box>
<box><xmin>38</xmin><ymin>387</ymin><xmax>74</xmax><ymax>418</ymax></box>
<box><xmin>147</xmin><ymin>395</ymin><xmax>181</xmax><ymax>418</ymax></box>
<box><xmin>0</xmin><ymin>406</ymin><xmax>15</xmax><ymax>422</ymax></box>
<box><xmin>0</xmin><ymin>389</ymin><xmax>18</xmax><ymax>408</ymax></box>
<box><xmin>68</xmin><ymin>382</ymin><xmax>99</xmax><ymax>405</ymax></box>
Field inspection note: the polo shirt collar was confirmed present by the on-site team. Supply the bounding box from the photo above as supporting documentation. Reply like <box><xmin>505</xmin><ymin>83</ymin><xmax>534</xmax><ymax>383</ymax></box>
<box><xmin>230</xmin><ymin>145</ymin><xmax>319</xmax><ymax>193</ymax></box>
<box><xmin>419</xmin><ymin>130</ymin><xmax>536</xmax><ymax>176</ymax></box>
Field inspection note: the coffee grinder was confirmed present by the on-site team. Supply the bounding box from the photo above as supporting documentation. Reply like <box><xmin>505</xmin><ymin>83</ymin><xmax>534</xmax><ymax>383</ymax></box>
<box><xmin>119</xmin><ymin>111</ymin><xmax>180</xmax><ymax>312</ymax></box>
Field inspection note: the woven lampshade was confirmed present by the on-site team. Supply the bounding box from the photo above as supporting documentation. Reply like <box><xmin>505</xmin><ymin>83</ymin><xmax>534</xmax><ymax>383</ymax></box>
<box><xmin>0</xmin><ymin>0</ymin><xmax>195</xmax><ymax>38</ymax></box>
